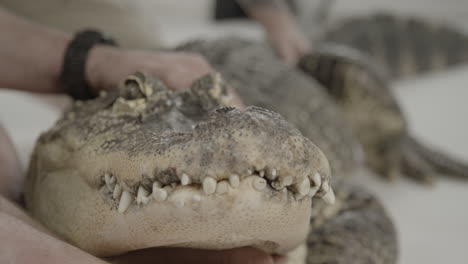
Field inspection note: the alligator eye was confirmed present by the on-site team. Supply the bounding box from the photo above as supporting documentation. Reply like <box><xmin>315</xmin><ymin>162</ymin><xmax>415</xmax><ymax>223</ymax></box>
<box><xmin>119</xmin><ymin>72</ymin><xmax>150</xmax><ymax>100</ymax></box>
<box><xmin>122</xmin><ymin>79</ymin><xmax>145</xmax><ymax>100</ymax></box>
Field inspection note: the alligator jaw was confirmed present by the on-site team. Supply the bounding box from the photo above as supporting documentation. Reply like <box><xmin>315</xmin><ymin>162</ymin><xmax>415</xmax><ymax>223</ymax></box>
<box><xmin>101</xmin><ymin>169</ymin><xmax>334</xmax><ymax>214</ymax></box>
<box><xmin>25</xmin><ymin>74</ymin><xmax>333</xmax><ymax>257</ymax></box>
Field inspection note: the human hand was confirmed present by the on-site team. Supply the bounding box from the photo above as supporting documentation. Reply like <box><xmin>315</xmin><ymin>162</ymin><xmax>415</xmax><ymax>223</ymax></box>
<box><xmin>0</xmin><ymin>124</ymin><xmax>23</xmax><ymax>202</ymax></box>
<box><xmin>86</xmin><ymin>46</ymin><xmax>214</xmax><ymax>92</ymax></box>
<box><xmin>265</xmin><ymin>16</ymin><xmax>311</xmax><ymax>65</ymax></box>
<box><xmin>1</xmin><ymin>193</ymin><xmax>286</xmax><ymax>264</ymax></box>
<box><xmin>86</xmin><ymin>46</ymin><xmax>245</xmax><ymax>109</ymax></box>
<box><xmin>238</xmin><ymin>2</ymin><xmax>310</xmax><ymax>65</ymax></box>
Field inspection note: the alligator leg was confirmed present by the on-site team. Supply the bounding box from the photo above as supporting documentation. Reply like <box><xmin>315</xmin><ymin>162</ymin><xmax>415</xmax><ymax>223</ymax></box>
<box><xmin>400</xmin><ymin>139</ymin><xmax>436</xmax><ymax>184</ymax></box>
<box><xmin>406</xmin><ymin>136</ymin><xmax>468</xmax><ymax>180</ymax></box>
<box><xmin>304</xmin><ymin>185</ymin><xmax>398</xmax><ymax>264</ymax></box>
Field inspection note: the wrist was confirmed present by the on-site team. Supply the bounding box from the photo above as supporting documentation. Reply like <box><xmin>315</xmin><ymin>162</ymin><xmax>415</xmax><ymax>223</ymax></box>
<box><xmin>86</xmin><ymin>45</ymin><xmax>121</xmax><ymax>93</ymax></box>
<box><xmin>61</xmin><ymin>30</ymin><xmax>118</xmax><ymax>99</ymax></box>
<box><xmin>44</xmin><ymin>33</ymin><xmax>72</xmax><ymax>93</ymax></box>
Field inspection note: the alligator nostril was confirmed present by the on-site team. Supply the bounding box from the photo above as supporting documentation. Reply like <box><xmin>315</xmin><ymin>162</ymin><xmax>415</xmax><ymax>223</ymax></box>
<box><xmin>215</xmin><ymin>106</ymin><xmax>237</xmax><ymax>114</ymax></box>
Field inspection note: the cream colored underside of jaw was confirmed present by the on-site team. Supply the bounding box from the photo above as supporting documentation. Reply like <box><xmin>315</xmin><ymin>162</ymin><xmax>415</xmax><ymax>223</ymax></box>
<box><xmin>95</xmin><ymin>176</ymin><xmax>313</xmax><ymax>256</ymax></box>
<box><xmin>30</xmin><ymin>153</ymin><xmax>333</xmax><ymax>257</ymax></box>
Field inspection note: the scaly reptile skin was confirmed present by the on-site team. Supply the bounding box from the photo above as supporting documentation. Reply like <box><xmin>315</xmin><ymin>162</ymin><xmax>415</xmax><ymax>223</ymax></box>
<box><xmin>25</xmin><ymin>73</ymin><xmax>335</xmax><ymax>259</ymax></box>
<box><xmin>180</xmin><ymin>38</ymin><xmax>468</xmax><ymax>184</ymax></box>
<box><xmin>178</xmin><ymin>34</ymin><xmax>468</xmax><ymax>262</ymax></box>
<box><xmin>179</xmin><ymin>39</ymin><xmax>399</xmax><ymax>263</ymax></box>
<box><xmin>322</xmin><ymin>13</ymin><xmax>468</xmax><ymax>79</ymax></box>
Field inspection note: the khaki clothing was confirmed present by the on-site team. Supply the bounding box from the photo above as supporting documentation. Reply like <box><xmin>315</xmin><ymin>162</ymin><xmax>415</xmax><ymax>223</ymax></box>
<box><xmin>1</xmin><ymin>0</ymin><xmax>162</xmax><ymax>49</ymax></box>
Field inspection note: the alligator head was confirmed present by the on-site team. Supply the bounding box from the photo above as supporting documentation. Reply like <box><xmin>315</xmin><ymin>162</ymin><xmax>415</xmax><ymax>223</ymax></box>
<box><xmin>25</xmin><ymin>73</ymin><xmax>333</xmax><ymax>257</ymax></box>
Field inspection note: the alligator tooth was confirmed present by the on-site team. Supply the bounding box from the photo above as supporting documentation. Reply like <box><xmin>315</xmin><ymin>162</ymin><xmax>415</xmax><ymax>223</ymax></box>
<box><xmin>216</xmin><ymin>181</ymin><xmax>230</xmax><ymax>194</ymax></box>
<box><xmin>137</xmin><ymin>186</ymin><xmax>150</xmax><ymax>205</ymax></box>
<box><xmin>296</xmin><ymin>177</ymin><xmax>311</xmax><ymax>196</ymax></box>
<box><xmin>247</xmin><ymin>169</ymin><xmax>253</xmax><ymax>175</ymax></box>
<box><xmin>321</xmin><ymin>187</ymin><xmax>335</xmax><ymax>204</ymax></box>
<box><xmin>229</xmin><ymin>174</ymin><xmax>240</xmax><ymax>188</ymax></box>
<box><xmin>192</xmin><ymin>194</ymin><xmax>201</xmax><ymax>202</ymax></box>
<box><xmin>259</xmin><ymin>170</ymin><xmax>265</xmax><ymax>177</ymax></box>
<box><xmin>128</xmin><ymin>101</ymin><xmax>137</xmax><ymax>108</ymax></box>
<box><xmin>104</xmin><ymin>173</ymin><xmax>111</xmax><ymax>184</ymax></box>
<box><xmin>170</xmin><ymin>182</ymin><xmax>177</xmax><ymax>188</ymax></box>
<box><xmin>118</xmin><ymin>191</ymin><xmax>133</xmax><ymax>213</ymax></box>
<box><xmin>252</xmin><ymin>177</ymin><xmax>267</xmax><ymax>191</ymax></box>
<box><xmin>271</xmin><ymin>180</ymin><xmax>284</xmax><ymax>190</ymax></box>
<box><xmin>294</xmin><ymin>193</ymin><xmax>306</xmax><ymax>200</ymax></box>
<box><xmin>311</xmin><ymin>173</ymin><xmax>321</xmax><ymax>187</ymax></box>
<box><xmin>153</xmin><ymin>187</ymin><xmax>168</xmax><ymax>201</ymax></box>
<box><xmin>308</xmin><ymin>186</ymin><xmax>319</xmax><ymax>197</ymax></box>
<box><xmin>164</xmin><ymin>186</ymin><xmax>174</xmax><ymax>193</ymax></box>
<box><xmin>282</xmin><ymin>176</ymin><xmax>293</xmax><ymax>186</ymax></box>
<box><xmin>113</xmin><ymin>185</ymin><xmax>122</xmax><ymax>199</ymax></box>
<box><xmin>104</xmin><ymin>173</ymin><xmax>115</xmax><ymax>192</ymax></box>
<box><xmin>267</xmin><ymin>168</ymin><xmax>278</xmax><ymax>180</ymax></box>
<box><xmin>181</xmin><ymin>173</ymin><xmax>191</xmax><ymax>186</ymax></box>
<box><xmin>106</xmin><ymin>183</ymin><xmax>115</xmax><ymax>192</ymax></box>
<box><xmin>152</xmin><ymin>181</ymin><xmax>162</xmax><ymax>188</ymax></box>
<box><xmin>175</xmin><ymin>199</ymin><xmax>185</xmax><ymax>208</ymax></box>
<box><xmin>203</xmin><ymin>177</ymin><xmax>217</xmax><ymax>195</ymax></box>
<box><xmin>321</xmin><ymin>181</ymin><xmax>331</xmax><ymax>192</ymax></box>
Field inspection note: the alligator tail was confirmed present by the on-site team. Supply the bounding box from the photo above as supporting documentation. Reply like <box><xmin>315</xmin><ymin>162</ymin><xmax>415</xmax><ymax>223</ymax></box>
<box><xmin>321</xmin><ymin>13</ymin><xmax>468</xmax><ymax>80</ymax></box>
<box><xmin>407</xmin><ymin>136</ymin><xmax>468</xmax><ymax>180</ymax></box>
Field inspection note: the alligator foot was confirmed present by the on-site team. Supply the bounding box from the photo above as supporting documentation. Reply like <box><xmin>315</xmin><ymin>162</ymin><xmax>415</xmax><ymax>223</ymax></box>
<box><xmin>304</xmin><ymin>185</ymin><xmax>398</xmax><ymax>264</ymax></box>
<box><xmin>372</xmin><ymin>135</ymin><xmax>468</xmax><ymax>184</ymax></box>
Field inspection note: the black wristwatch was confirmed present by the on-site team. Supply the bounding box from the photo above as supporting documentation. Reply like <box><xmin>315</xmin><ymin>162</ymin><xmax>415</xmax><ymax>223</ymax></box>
<box><xmin>60</xmin><ymin>30</ymin><xmax>117</xmax><ymax>100</ymax></box>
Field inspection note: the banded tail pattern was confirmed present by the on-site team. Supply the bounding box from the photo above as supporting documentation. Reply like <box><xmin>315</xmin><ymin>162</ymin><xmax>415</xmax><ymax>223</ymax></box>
<box><xmin>322</xmin><ymin>13</ymin><xmax>468</xmax><ymax>79</ymax></box>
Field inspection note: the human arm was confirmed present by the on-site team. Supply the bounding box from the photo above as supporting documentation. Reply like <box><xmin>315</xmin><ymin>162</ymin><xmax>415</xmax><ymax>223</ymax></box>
<box><xmin>0</xmin><ymin>7</ymin><xmax>213</xmax><ymax>94</ymax></box>
<box><xmin>0</xmin><ymin>124</ymin><xmax>23</xmax><ymax>202</ymax></box>
<box><xmin>0</xmin><ymin>195</ymin><xmax>279</xmax><ymax>264</ymax></box>
<box><xmin>237</xmin><ymin>0</ymin><xmax>310</xmax><ymax>64</ymax></box>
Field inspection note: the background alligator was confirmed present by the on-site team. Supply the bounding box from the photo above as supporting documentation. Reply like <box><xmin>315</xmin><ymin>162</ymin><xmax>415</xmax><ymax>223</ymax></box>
<box><xmin>176</xmin><ymin>18</ymin><xmax>468</xmax><ymax>261</ymax></box>
<box><xmin>320</xmin><ymin>13</ymin><xmax>468</xmax><ymax>79</ymax></box>
<box><xmin>179</xmin><ymin>34</ymin><xmax>468</xmax><ymax>185</ymax></box>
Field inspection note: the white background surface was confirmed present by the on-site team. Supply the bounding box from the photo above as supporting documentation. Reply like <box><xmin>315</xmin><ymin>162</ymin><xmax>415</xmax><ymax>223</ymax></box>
<box><xmin>1</xmin><ymin>1</ymin><xmax>468</xmax><ymax>263</ymax></box>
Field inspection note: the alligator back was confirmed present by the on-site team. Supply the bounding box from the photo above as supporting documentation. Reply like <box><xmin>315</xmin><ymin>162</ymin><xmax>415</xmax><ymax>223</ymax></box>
<box><xmin>178</xmin><ymin>38</ymin><xmax>363</xmax><ymax>181</ymax></box>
